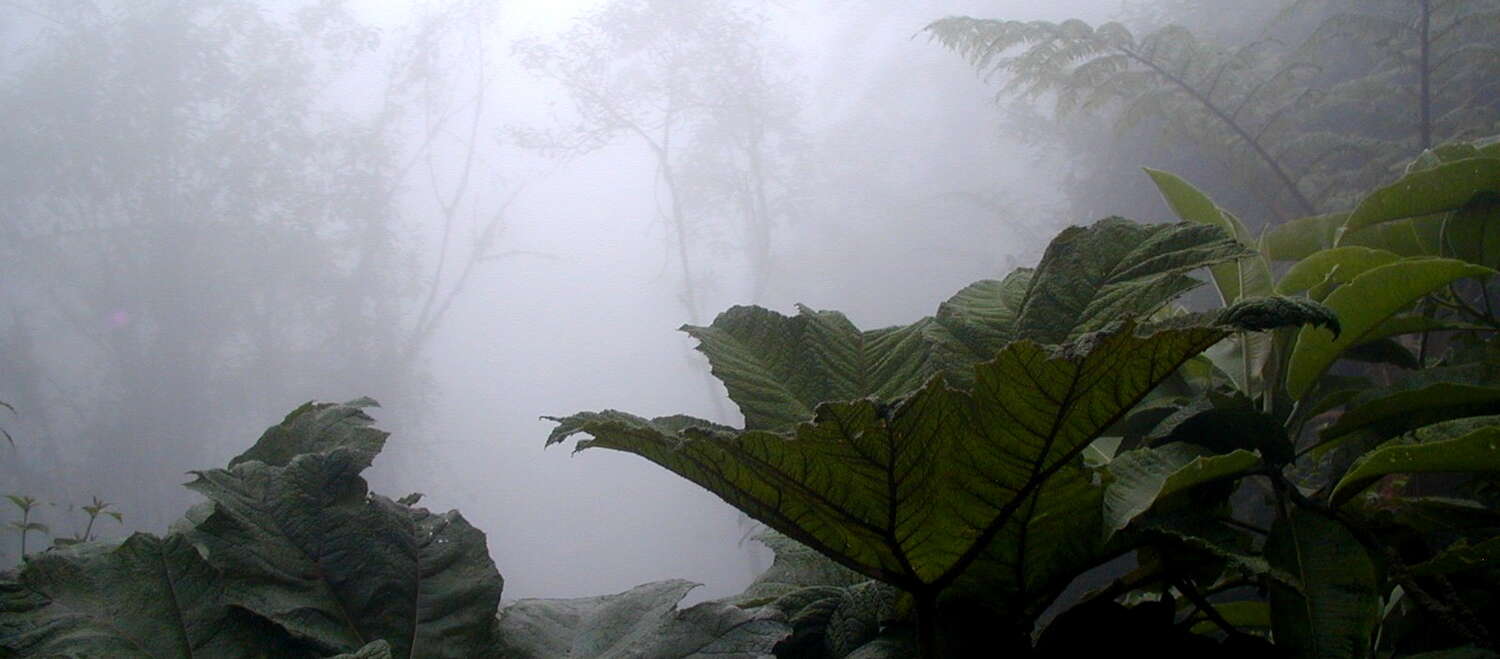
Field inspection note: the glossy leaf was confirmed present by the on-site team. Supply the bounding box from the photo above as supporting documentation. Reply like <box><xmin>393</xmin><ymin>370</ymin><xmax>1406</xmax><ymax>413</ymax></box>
<box><xmin>1264</xmin><ymin>213</ymin><xmax>1346</xmax><ymax>262</ymax></box>
<box><xmin>1275</xmin><ymin>247</ymin><xmax>1400</xmax><ymax>297</ymax></box>
<box><xmin>1341</xmin><ymin>159</ymin><xmax>1500</xmax><ymax>234</ymax></box>
<box><xmin>1266</xmin><ymin>508</ymin><xmax>1380</xmax><ymax>659</ymax></box>
<box><xmin>1285</xmin><ymin>258</ymin><xmax>1495</xmax><ymax>398</ymax></box>
<box><xmin>1331</xmin><ymin>425</ymin><xmax>1500</xmax><ymax>505</ymax></box>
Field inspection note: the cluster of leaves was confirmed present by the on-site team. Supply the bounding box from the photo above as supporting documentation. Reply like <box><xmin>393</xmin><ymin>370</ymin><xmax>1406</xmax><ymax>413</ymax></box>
<box><xmin>550</xmin><ymin>137</ymin><xmax>1500</xmax><ymax>657</ymax></box>
<box><xmin>0</xmin><ymin>399</ymin><xmax>804</xmax><ymax>657</ymax></box>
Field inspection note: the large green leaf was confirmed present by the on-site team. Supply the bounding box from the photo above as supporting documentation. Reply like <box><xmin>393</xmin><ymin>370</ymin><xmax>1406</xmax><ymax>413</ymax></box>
<box><xmin>549</xmin><ymin>322</ymin><xmax>1230</xmax><ymax>598</ymax></box>
<box><xmin>1341</xmin><ymin>159</ymin><xmax>1500</xmax><ymax>235</ymax></box>
<box><xmin>1103</xmin><ymin>444</ymin><xmax>1261</xmax><ymax>539</ymax></box>
<box><xmin>1266</xmin><ymin>508</ymin><xmax>1380</xmax><ymax>659</ymax></box>
<box><xmin>1331</xmin><ymin>425</ymin><xmax>1500</xmax><ymax>506</ymax></box>
<box><xmin>720</xmin><ymin>531</ymin><xmax>864</xmax><ymax>608</ymax></box>
<box><xmin>1319</xmin><ymin>367</ymin><xmax>1500</xmax><ymax>443</ymax></box>
<box><xmin>1275</xmin><ymin>247</ymin><xmax>1401</xmax><ymax>297</ymax></box>
<box><xmin>1264</xmin><ymin>213</ymin><xmax>1346</xmax><ymax>262</ymax></box>
<box><xmin>921</xmin><ymin>218</ymin><xmax>1246</xmax><ymax>380</ymax></box>
<box><xmin>681</xmin><ymin>305</ymin><xmax>953</xmax><ymax>431</ymax></box>
<box><xmin>1145</xmin><ymin>168</ymin><xmax>1272</xmax><ymax>304</ymax></box>
<box><xmin>1010</xmin><ymin>218</ymin><xmax>1250</xmax><ymax>344</ymax></box>
<box><xmin>1285</xmin><ymin>257</ymin><xmax>1495</xmax><ymax>398</ymax></box>
<box><xmin>925</xmin><ymin>269</ymin><xmax>1032</xmax><ymax>370</ymax></box>
<box><xmin>229</xmin><ymin>397</ymin><xmax>387</xmax><ymax>470</ymax></box>
<box><xmin>492</xmin><ymin>579</ymin><xmax>789</xmax><ymax>659</ymax></box>
<box><xmin>0</xmin><ymin>533</ymin><xmax>281</xmax><ymax>657</ymax></box>
<box><xmin>182</xmin><ymin>449</ymin><xmax>503</xmax><ymax>658</ymax></box>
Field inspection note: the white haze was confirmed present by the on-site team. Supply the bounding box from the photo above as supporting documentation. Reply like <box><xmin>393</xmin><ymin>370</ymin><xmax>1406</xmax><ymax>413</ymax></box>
<box><xmin>2</xmin><ymin>0</ymin><xmax>1125</xmax><ymax>603</ymax></box>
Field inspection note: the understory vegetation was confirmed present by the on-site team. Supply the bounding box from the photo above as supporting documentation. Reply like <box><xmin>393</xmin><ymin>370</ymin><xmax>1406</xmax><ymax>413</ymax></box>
<box><xmin>5</xmin><ymin>137</ymin><xmax>1499</xmax><ymax>656</ymax></box>
<box><xmin>5</xmin><ymin>2</ymin><xmax>1500</xmax><ymax>658</ymax></box>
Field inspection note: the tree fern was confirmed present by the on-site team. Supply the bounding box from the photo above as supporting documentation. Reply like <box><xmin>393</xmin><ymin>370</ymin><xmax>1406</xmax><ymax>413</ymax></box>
<box><xmin>926</xmin><ymin>16</ymin><xmax>1322</xmax><ymax>220</ymax></box>
<box><xmin>1283</xmin><ymin>0</ymin><xmax>1500</xmax><ymax>207</ymax></box>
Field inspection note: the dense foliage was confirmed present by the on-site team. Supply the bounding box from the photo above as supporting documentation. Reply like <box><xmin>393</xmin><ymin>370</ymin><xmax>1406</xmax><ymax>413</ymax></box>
<box><xmin>5</xmin><ymin>3</ymin><xmax>1500</xmax><ymax>658</ymax></box>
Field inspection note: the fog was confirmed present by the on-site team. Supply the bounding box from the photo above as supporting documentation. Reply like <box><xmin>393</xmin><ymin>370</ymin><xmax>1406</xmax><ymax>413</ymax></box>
<box><xmin>1</xmin><ymin>0</ymin><xmax>1446</xmax><ymax>606</ymax></box>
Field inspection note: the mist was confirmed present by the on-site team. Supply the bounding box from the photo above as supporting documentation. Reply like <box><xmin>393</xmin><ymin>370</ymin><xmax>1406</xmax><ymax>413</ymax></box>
<box><xmin>4</xmin><ymin>0</ymin><xmax>1488</xmax><ymax>616</ymax></box>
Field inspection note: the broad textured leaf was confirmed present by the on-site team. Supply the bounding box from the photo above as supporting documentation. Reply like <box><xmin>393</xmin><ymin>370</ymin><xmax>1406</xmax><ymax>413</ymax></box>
<box><xmin>1331</xmin><ymin>426</ymin><xmax>1500</xmax><ymax>505</ymax></box>
<box><xmin>1011</xmin><ymin>218</ymin><xmax>1249</xmax><ymax>344</ymax></box>
<box><xmin>1285</xmin><ymin>258</ymin><xmax>1495</xmax><ymax>398</ymax></box>
<box><xmin>1145</xmin><ymin>168</ymin><xmax>1272</xmax><ymax>304</ymax></box>
<box><xmin>1341</xmin><ymin>159</ymin><xmax>1500</xmax><ymax>234</ymax></box>
<box><xmin>549</xmin><ymin>322</ymin><xmax>1230</xmax><ymax>596</ymax></box>
<box><xmin>1275</xmin><ymin>247</ymin><xmax>1400</xmax><ymax>297</ymax></box>
<box><xmin>925</xmin><ymin>269</ymin><xmax>1032</xmax><ymax>369</ymax></box>
<box><xmin>492</xmin><ymin>579</ymin><xmax>788</xmax><ymax>659</ymax></box>
<box><xmin>183</xmin><ymin>450</ymin><xmax>503</xmax><ymax>657</ymax></box>
<box><xmin>682</xmin><ymin>305</ymin><xmax>950</xmax><ymax>431</ymax></box>
<box><xmin>0</xmin><ymin>533</ymin><xmax>280</xmax><ymax>657</ymax></box>
<box><xmin>1216</xmin><ymin>296</ymin><xmax>1340</xmax><ymax>338</ymax></box>
<box><xmin>1266</xmin><ymin>508</ymin><xmax>1380</xmax><ymax>659</ymax></box>
<box><xmin>928</xmin><ymin>218</ymin><xmax>1246</xmax><ymax>370</ymax></box>
<box><xmin>1104</xmin><ymin>444</ymin><xmax>1261</xmax><ymax>539</ymax></box>
<box><xmin>229</xmin><ymin>397</ymin><xmax>386</xmax><ymax>471</ymax></box>
<box><xmin>720</xmin><ymin>531</ymin><xmax>863</xmax><ymax>608</ymax></box>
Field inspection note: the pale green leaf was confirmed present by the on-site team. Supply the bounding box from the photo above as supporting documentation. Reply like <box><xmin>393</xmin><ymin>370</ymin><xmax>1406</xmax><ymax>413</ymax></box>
<box><xmin>1145</xmin><ymin>168</ymin><xmax>1271</xmax><ymax>304</ymax></box>
<box><xmin>1342</xmin><ymin>159</ymin><xmax>1500</xmax><ymax>234</ymax></box>
<box><xmin>1275</xmin><ymin>247</ymin><xmax>1401</xmax><ymax>296</ymax></box>
<box><xmin>1285</xmin><ymin>257</ymin><xmax>1495</xmax><ymax>398</ymax></box>
<box><xmin>1264</xmin><ymin>213</ymin><xmax>1346</xmax><ymax>262</ymax></box>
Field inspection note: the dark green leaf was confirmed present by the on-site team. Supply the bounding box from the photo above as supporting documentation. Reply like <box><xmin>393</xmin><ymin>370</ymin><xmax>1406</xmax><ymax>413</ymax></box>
<box><xmin>1266</xmin><ymin>508</ymin><xmax>1380</xmax><ymax>659</ymax></box>
<box><xmin>1104</xmin><ymin>444</ymin><xmax>1261</xmax><ymax>539</ymax></box>
<box><xmin>0</xmin><ymin>533</ymin><xmax>283</xmax><ymax>657</ymax></box>
<box><xmin>550</xmin><ymin>322</ymin><xmax>1230</xmax><ymax>601</ymax></box>
<box><xmin>1331</xmin><ymin>425</ymin><xmax>1500</xmax><ymax>505</ymax></box>
<box><xmin>492</xmin><ymin>580</ymin><xmax>789</xmax><ymax>659</ymax></box>
<box><xmin>228</xmin><ymin>397</ymin><xmax>386</xmax><ymax>471</ymax></box>
<box><xmin>183</xmin><ymin>451</ymin><xmax>502</xmax><ymax>657</ymax></box>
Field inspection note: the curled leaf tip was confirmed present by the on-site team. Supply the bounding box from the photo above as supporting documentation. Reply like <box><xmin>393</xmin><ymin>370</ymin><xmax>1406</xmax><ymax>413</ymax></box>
<box><xmin>1217</xmin><ymin>296</ymin><xmax>1341</xmax><ymax>338</ymax></box>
